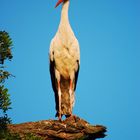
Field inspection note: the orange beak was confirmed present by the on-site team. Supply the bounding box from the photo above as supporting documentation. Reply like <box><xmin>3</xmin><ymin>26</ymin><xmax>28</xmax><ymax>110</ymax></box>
<box><xmin>55</xmin><ymin>0</ymin><xmax>64</xmax><ymax>8</ymax></box>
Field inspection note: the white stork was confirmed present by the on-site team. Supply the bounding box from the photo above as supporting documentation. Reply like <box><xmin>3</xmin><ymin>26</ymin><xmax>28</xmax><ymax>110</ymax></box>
<box><xmin>49</xmin><ymin>0</ymin><xmax>80</xmax><ymax>120</ymax></box>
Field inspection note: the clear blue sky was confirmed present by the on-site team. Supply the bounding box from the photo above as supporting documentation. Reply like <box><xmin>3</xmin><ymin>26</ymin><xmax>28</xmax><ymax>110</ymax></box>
<box><xmin>0</xmin><ymin>0</ymin><xmax>140</xmax><ymax>139</ymax></box>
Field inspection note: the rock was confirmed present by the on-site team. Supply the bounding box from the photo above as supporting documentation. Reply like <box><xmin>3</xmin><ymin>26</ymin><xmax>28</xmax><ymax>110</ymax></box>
<box><xmin>8</xmin><ymin>116</ymin><xmax>107</xmax><ymax>140</ymax></box>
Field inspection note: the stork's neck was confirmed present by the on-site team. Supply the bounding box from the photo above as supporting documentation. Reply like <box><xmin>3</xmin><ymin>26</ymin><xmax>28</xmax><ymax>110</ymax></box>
<box><xmin>59</xmin><ymin>0</ymin><xmax>71</xmax><ymax>30</ymax></box>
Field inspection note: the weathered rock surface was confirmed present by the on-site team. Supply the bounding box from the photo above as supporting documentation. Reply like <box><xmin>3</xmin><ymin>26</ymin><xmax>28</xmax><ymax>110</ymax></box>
<box><xmin>8</xmin><ymin>116</ymin><xmax>107</xmax><ymax>140</ymax></box>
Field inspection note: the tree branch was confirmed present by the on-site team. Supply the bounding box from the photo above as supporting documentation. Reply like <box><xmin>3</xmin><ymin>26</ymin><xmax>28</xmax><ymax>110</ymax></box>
<box><xmin>8</xmin><ymin>116</ymin><xmax>107</xmax><ymax>140</ymax></box>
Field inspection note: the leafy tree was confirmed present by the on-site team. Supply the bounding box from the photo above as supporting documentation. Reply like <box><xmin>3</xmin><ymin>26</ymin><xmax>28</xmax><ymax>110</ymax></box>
<box><xmin>0</xmin><ymin>31</ymin><xmax>13</xmax><ymax>64</ymax></box>
<box><xmin>0</xmin><ymin>31</ymin><xmax>43</xmax><ymax>140</ymax></box>
<box><xmin>0</xmin><ymin>31</ymin><xmax>13</xmax><ymax>133</ymax></box>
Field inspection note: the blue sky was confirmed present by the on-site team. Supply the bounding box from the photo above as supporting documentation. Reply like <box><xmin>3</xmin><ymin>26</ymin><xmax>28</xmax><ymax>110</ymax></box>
<box><xmin>0</xmin><ymin>0</ymin><xmax>140</xmax><ymax>139</ymax></box>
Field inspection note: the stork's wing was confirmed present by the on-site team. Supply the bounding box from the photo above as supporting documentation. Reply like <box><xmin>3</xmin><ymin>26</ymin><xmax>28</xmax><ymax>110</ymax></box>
<box><xmin>74</xmin><ymin>60</ymin><xmax>80</xmax><ymax>91</ymax></box>
<box><xmin>50</xmin><ymin>58</ymin><xmax>60</xmax><ymax>115</ymax></box>
<box><xmin>50</xmin><ymin>40</ymin><xmax>59</xmax><ymax>116</ymax></box>
<box><xmin>49</xmin><ymin>39</ymin><xmax>57</xmax><ymax>94</ymax></box>
<box><xmin>49</xmin><ymin>59</ymin><xmax>57</xmax><ymax>94</ymax></box>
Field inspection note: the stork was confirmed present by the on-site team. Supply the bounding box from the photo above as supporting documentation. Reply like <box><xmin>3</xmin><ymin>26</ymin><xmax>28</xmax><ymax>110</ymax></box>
<box><xmin>49</xmin><ymin>0</ymin><xmax>80</xmax><ymax>121</ymax></box>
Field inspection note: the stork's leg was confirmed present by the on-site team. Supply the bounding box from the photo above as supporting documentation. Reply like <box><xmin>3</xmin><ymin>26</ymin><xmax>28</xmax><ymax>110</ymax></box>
<box><xmin>58</xmin><ymin>80</ymin><xmax>62</xmax><ymax>121</ymax></box>
<box><xmin>69</xmin><ymin>79</ymin><xmax>73</xmax><ymax>115</ymax></box>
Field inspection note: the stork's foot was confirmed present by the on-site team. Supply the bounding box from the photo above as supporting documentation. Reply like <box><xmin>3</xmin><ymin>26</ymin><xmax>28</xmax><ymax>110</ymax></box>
<box><xmin>55</xmin><ymin>112</ymin><xmax>62</xmax><ymax>121</ymax></box>
<box><xmin>65</xmin><ymin>114</ymin><xmax>76</xmax><ymax>119</ymax></box>
<box><xmin>58</xmin><ymin>112</ymin><xmax>62</xmax><ymax>122</ymax></box>
<box><xmin>58</xmin><ymin>116</ymin><xmax>62</xmax><ymax>122</ymax></box>
<box><xmin>65</xmin><ymin>114</ymin><xmax>79</xmax><ymax>123</ymax></box>
<box><xmin>70</xmin><ymin>114</ymin><xmax>77</xmax><ymax>120</ymax></box>
<box><xmin>65</xmin><ymin>114</ymin><xmax>71</xmax><ymax>118</ymax></box>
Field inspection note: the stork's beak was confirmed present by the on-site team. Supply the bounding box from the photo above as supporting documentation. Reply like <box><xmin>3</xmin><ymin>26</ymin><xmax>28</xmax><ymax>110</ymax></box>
<box><xmin>55</xmin><ymin>0</ymin><xmax>64</xmax><ymax>8</ymax></box>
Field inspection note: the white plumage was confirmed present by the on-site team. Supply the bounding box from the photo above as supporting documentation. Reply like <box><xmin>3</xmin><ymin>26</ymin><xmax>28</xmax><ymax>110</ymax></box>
<box><xmin>49</xmin><ymin>0</ymin><xmax>80</xmax><ymax>120</ymax></box>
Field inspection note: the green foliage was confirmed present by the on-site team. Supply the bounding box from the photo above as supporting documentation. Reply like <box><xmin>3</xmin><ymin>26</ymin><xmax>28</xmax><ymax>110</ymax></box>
<box><xmin>0</xmin><ymin>85</ymin><xmax>12</xmax><ymax>113</ymax></box>
<box><xmin>0</xmin><ymin>130</ymin><xmax>21</xmax><ymax>140</ymax></box>
<box><xmin>0</xmin><ymin>114</ymin><xmax>11</xmax><ymax>131</ymax></box>
<box><xmin>0</xmin><ymin>31</ymin><xmax>13</xmax><ymax>64</ymax></box>
<box><xmin>0</xmin><ymin>31</ymin><xmax>13</xmax><ymax>137</ymax></box>
<box><xmin>0</xmin><ymin>70</ymin><xmax>11</xmax><ymax>83</ymax></box>
<box><xmin>0</xmin><ymin>30</ymin><xmax>42</xmax><ymax>140</ymax></box>
<box><xmin>0</xmin><ymin>132</ymin><xmax>43</xmax><ymax>140</ymax></box>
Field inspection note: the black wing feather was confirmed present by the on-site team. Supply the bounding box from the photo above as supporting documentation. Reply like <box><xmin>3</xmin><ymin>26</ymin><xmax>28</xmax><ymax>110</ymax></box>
<box><xmin>50</xmin><ymin>59</ymin><xmax>57</xmax><ymax>93</ymax></box>
<box><xmin>49</xmin><ymin>59</ymin><xmax>59</xmax><ymax>114</ymax></box>
<box><xmin>74</xmin><ymin>60</ymin><xmax>80</xmax><ymax>91</ymax></box>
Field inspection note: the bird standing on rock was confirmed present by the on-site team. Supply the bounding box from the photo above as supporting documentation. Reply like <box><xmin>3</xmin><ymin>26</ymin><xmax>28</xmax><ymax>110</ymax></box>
<box><xmin>49</xmin><ymin>0</ymin><xmax>80</xmax><ymax>121</ymax></box>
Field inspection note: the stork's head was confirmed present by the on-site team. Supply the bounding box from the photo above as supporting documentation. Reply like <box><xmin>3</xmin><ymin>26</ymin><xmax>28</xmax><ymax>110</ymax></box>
<box><xmin>55</xmin><ymin>0</ymin><xmax>68</xmax><ymax>8</ymax></box>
